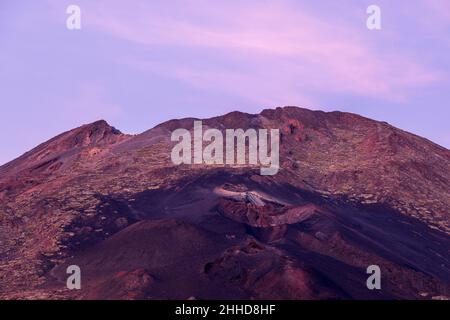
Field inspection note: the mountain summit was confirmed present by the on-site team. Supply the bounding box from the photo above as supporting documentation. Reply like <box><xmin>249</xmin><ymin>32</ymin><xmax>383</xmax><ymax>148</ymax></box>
<box><xmin>0</xmin><ymin>106</ymin><xmax>449</xmax><ymax>299</ymax></box>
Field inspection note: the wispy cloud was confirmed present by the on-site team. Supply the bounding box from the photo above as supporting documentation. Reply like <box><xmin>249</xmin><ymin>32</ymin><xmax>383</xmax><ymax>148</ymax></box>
<box><xmin>75</xmin><ymin>0</ymin><xmax>442</xmax><ymax>104</ymax></box>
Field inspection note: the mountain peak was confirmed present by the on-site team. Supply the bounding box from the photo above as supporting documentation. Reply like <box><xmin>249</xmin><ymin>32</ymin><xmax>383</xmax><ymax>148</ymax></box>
<box><xmin>79</xmin><ymin>119</ymin><xmax>122</xmax><ymax>135</ymax></box>
<box><xmin>0</xmin><ymin>119</ymin><xmax>127</xmax><ymax>177</ymax></box>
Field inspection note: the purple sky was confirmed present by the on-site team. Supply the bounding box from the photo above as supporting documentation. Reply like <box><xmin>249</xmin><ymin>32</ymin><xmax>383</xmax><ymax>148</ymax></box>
<box><xmin>1</xmin><ymin>0</ymin><xmax>450</xmax><ymax>164</ymax></box>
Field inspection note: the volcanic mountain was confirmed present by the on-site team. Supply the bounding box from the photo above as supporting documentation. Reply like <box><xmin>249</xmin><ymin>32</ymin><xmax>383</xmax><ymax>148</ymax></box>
<box><xmin>0</xmin><ymin>106</ymin><xmax>449</xmax><ymax>300</ymax></box>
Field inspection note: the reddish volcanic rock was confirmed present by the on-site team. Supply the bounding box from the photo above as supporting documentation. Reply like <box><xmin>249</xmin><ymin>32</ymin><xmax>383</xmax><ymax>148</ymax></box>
<box><xmin>0</xmin><ymin>106</ymin><xmax>449</xmax><ymax>300</ymax></box>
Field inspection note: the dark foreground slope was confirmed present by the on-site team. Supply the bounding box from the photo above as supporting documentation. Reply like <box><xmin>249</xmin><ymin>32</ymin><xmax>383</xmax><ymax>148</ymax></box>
<box><xmin>0</xmin><ymin>106</ymin><xmax>449</xmax><ymax>299</ymax></box>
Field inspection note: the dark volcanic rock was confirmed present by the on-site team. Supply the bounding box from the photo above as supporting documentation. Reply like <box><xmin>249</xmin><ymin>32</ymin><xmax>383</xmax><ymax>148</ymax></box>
<box><xmin>0</xmin><ymin>106</ymin><xmax>449</xmax><ymax>300</ymax></box>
